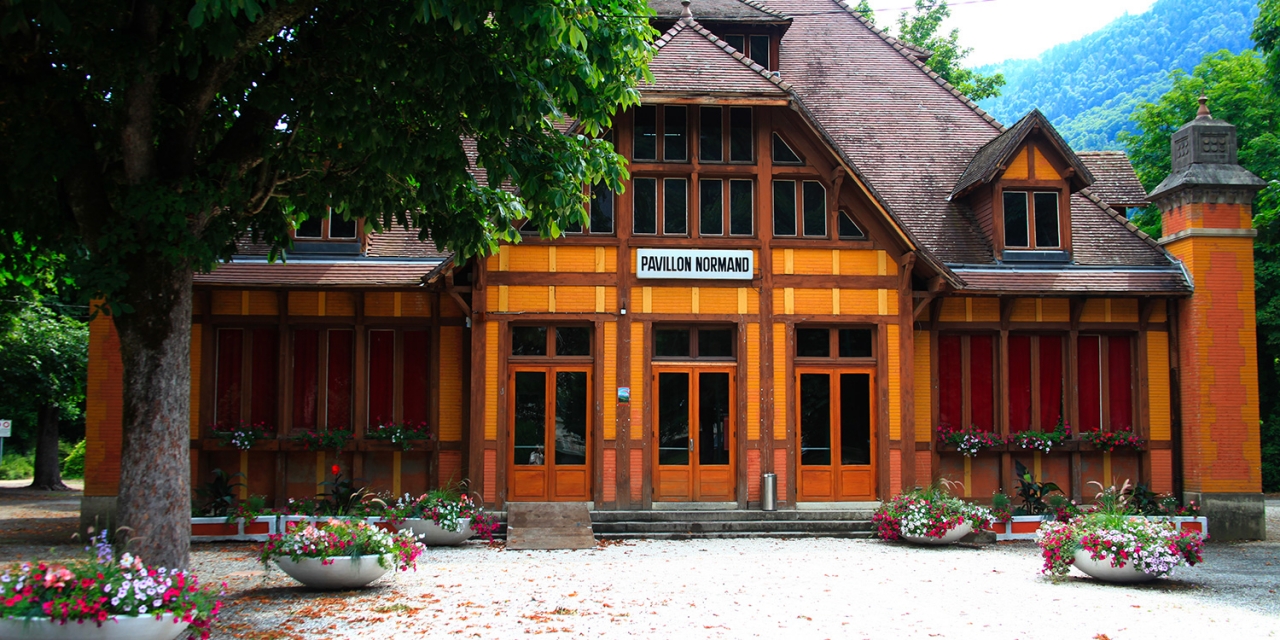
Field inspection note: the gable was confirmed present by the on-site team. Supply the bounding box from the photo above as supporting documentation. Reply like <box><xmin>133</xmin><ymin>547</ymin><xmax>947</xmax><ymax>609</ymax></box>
<box><xmin>642</xmin><ymin>20</ymin><xmax>791</xmax><ymax>99</ymax></box>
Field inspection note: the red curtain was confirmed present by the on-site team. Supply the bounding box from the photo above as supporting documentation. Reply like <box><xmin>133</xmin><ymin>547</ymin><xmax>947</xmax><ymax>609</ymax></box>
<box><xmin>403</xmin><ymin>330</ymin><xmax>430</xmax><ymax>424</ymax></box>
<box><xmin>1008</xmin><ymin>335</ymin><xmax>1032</xmax><ymax>432</ymax></box>
<box><xmin>368</xmin><ymin>330</ymin><xmax>395</xmax><ymax>426</ymax></box>
<box><xmin>1108</xmin><ymin>335</ymin><xmax>1134</xmax><ymax>431</ymax></box>
<box><xmin>215</xmin><ymin>329</ymin><xmax>243</xmax><ymax>427</ymax></box>
<box><xmin>250</xmin><ymin>328</ymin><xmax>278</xmax><ymax>427</ymax></box>
<box><xmin>938</xmin><ymin>335</ymin><xmax>962</xmax><ymax>429</ymax></box>
<box><xmin>970</xmin><ymin>335</ymin><xmax>994</xmax><ymax>430</ymax></box>
<box><xmin>292</xmin><ymin>329</ymin><xmax>319</xmax><ymax>430</ymax></box>
<box><xmin>1078</xmin><ymin>336</ymin><xmax>1101</xmax><ymax>432</ymax></box>
<box><xmin>327</xmin><ymin>330</ymin><xmax>354</xmax><ymax>429</ymax></box>
<box><xmin>1039</xmin><ymin>336</ymin><xmax>1064</xmax><ymax>430</ymax></box>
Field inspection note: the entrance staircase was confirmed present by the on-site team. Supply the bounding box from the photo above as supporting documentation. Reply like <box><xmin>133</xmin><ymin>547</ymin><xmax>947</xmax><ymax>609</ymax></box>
<box><xmin>590</xmin><ymin>508</ymin><xmax>877</xmax><ymax>540</ymax></box>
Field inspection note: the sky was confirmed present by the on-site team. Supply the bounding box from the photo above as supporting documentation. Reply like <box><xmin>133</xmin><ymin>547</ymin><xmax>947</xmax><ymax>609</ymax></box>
<box><xmin>864</xmin><ymin>0</ymin><xmax>1159</xmax><ymax>67</ymax></box>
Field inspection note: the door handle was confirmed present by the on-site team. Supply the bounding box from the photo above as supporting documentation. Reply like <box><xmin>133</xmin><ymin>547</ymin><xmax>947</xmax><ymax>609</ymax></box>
<box><xmin>689</xmin><ymin>439</ymin><xmax>694</xmax><ymax>451</ymax></box>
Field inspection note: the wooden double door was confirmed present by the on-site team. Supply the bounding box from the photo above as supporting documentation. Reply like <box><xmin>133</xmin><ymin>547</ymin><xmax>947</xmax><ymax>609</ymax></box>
<box><xmin>796</xmin><ymin>368</ymin><xmax>876</xmax><ymax>501</ymax></box>
<box><xmin>507</xmin><ymin>366</ymin><xmax>591</xmax><ymax>501</ymax></box>
<box><xmin>653</xmin><ymin>366</ymin><xmax>736</xmax><ymax>501</ymax></box>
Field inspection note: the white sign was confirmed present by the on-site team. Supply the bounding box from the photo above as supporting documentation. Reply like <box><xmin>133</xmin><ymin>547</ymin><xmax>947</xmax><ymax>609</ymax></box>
<box><xmin>636</xmin><ymin>249</ymin><xmax>754</xmax><ymax>280</ymax></box>
<box><xmin>0</xmin><ymin>420</ymin><xmax>10</xmax><ymax>437</ymax></box>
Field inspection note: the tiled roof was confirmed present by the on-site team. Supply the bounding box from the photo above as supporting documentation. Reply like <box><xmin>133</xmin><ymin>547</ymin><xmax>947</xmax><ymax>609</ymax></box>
<box><xmin>643</xmin><ymin>18</ymin><xmax>792</xmax><ymax>97</ymax></box>
<box><xmin>650</xmin><ymin>0</ymin><xmax>790</xmax><ymax>22</ymax></box>
<box><xmin>193</xmin><ymin>259</ymin><xmax>442</xmax><ymax>288</ymax></box>
<box><xmin>951</xmin><ymin>266</ymin><xmax>1190</xmax><ymax>294</ymax></box>
<box><xmin>1077</xmin><ymin>151</ymin><xmax>1150</xmax><ymax>208</ymax></box>
<box><xmin>231</xmin><ymin>226</ymin><xmax>449</xmax><ymax>261</ymax></box>
<box><xmin>1069</xmin><ymin>191</ymin><xmax>1169</xmax><ymax>267</ymax></box>
<box><xmin>950</xmin><ymin>109</ymin><xmax>1095</xmax><ymax>200</ymax></box>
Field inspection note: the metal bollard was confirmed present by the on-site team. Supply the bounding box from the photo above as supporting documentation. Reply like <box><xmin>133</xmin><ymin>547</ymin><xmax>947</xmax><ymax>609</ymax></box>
<box><xmin>761</xmin><ymin>473</ymin><xmax>777</xmax><ymax>511</ymax></box>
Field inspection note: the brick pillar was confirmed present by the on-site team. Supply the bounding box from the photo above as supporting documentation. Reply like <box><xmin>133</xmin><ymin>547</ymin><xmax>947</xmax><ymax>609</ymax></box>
<box><xmin>1150</xmin><ymin>97</ymin><xmax>1267</xmax><ymax>540</ymax></box>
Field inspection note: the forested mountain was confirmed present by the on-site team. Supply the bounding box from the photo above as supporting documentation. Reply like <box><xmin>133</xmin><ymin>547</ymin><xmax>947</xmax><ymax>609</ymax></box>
<box><xmin>976</xmin><ymin>0</ymin><xmax>1259</xmax><ymax>150</ymax></box>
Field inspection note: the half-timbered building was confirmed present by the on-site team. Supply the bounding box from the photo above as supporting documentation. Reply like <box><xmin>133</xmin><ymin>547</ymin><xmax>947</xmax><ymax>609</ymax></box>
<box><xmin>81</xmin><ymin>0</ymin><xmax>1268</xmax><ymax>538</ymax></box>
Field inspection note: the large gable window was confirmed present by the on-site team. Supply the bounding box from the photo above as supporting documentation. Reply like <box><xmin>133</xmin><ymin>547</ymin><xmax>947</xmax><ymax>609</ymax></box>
<box><xmin>773</xmin><ymin>180</ymin><xmax>827</xmax><ymax>237</ymax></box>
<box><xmin>633</xmin><ymin>177</ymin><xmax>688</xmax><ymax>236</ymax></box>
<box><xmin>632</xmin><ymin>106</ymin><xmax>689</xmax><ymax>164</ymax></box>
<box><xmin>1003</xmin><ymin>191</ymin><xmax>1061</xmax><ymax>249</ymax></box>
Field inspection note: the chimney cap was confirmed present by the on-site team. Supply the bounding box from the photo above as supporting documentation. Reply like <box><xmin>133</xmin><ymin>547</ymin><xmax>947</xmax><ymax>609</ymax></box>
<box><xmin>680</xmin><ymin>0</ymin><xmax>692</xmax><ymax>20</ymax></box>
<box><xmin>1196</xmin><ymin>94</ymin><xmax>1211</xmax><ymax>120</ymax></box>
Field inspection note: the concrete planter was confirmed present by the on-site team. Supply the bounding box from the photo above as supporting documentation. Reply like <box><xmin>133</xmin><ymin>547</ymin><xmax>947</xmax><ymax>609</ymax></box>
<box><xmin>902</xmin><ymin>522</ymin><xmax>972</xmax><ymax>545</ymax></box>
<box><xmin>279</xmin><ymin>515</ymin><xmax>389</xmax><ymax>533</ymax></box>
<box><xmin>274</xmin><ymin>555</ymin><xmax>392</xmax><ymax>589</ymax></box>
<box><xmin>0</xmin><ymin>613</ymin><xmax>189</xmax><ymax>640</ymax></box>
<box><xmin>985</xmin><ymin>515</ymin><xmax>1050</xmax><ymax>541</ymax></box>
<box><xmin>1071</xmin><ymin>550</ymin><xmax>1158</xmax><ymax>583</ymax></box>
<box><xmin>397</xmin><ymin>518</ymin><xmax>473</xmax><ymax>546</ymax></box>
<box><xmin>190</xmin><ymin>516</ymin><xmax>277</xmax><ymax>542</ymax></box>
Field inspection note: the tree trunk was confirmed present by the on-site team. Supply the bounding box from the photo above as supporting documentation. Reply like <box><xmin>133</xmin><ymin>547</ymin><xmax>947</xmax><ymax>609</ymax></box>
<box><xmin>29</xmin><ymin>403</ymin><xmax>68</xmax><ymax>490</ymax></box>
<box><xmin>113</xmin><ymin>259</ymin><xmax>194</xmax><ymax>570</ymax></box>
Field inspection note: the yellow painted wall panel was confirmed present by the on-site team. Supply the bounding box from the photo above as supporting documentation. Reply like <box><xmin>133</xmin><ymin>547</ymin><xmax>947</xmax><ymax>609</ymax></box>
<box><xmin>629</xmin><ymin>327</ymin><xmax>644</xmax><ymax>441</ymax></box>
<box><xmin>699</xmin><ymin>287</ymin><xmax>740</xmax><ymax>315</ymax></box>
<box><xmin>1033</xmin><ymin>146</ymin><xmax>1062</xmax><ymax>180</ymax></box>
<box><xmin>1010</xmin><ymin>299</ymin><xmax>1037</xmax><ymax>323</ymax></box>
<box><xmin>365</xmin><ymin>292</ymin><xmax>395</xmax><ymax>316</ymax></box>
<box><xmin>1081</xmin><ymin>299</ymin><xmax>1106</xmax><ymax>323</ymax></box>
<box><xmin>840</xmin><ymin>289</ymin><xmax>880</xmax><ymax>315</ymax></box>
<box><xmin>1147</xmin><ymin>331</ymin><xmax>1171</xmax><ymax>441</ymax></box>
<box><xmin>887</xmin><ymin>325</ymin><xmax>900</xmax><ymax>441</ymax></box>
<box><xmin>400</xmin><ymin>291</ymin><xmax>431</xmax><ymax>317</ymax></box>
<box><xmin>1111</xmin><ymin>298</ymin><xmax>1139</xmax><ymax>323</ymax></box>
<box><xmin>971</xmin><ymin>298</ymin><xmax>999</xmax><ymax>321</ymax></box>
<box><xmin>914</xmin><ymin>330</ymin><xmax>931</xmax><ymax>442</ymax></box>
<box><xmin>288</xmin><ymin>291</ymin><xmax>320</xmax><ymax>316</ymax></box>
<box><xmin>247</xmin><ymin>291</ymin><xmax>278</xmax><ymax>316</ymax></box>
<box><xmin>555</xmin><ymin>286</ymin><xmax>597</xmax><ymax>312</ymax></box>
<box><xmin>604</xmin><ymin>322</ymin><xmax>617</xmax><ymax>441</ymax></box>
<box><xmin>839</xmin><ymin>250</ymin><xmax>881</xmax><ymax>275</ymax></box>
<box><xmin>650</xmin><ymin>287</ymin><xmax>693</xmax><ymax>314</ymax></box>
<box><xmin>791</xmin><ymin>249</ymin><xmax>833</xmax><ymax>275</ymax></box>
<box><xmin>1041</xmin><ymin>298</ymin><xmax>1070</xmax><ymax>322</ymax></box>
<box><xmin>326</xmin><ymin>291</ymin><xmax>356</xmax><ymax>316</ymax></box>
<box><xmin>484</xmin><ymin>322</ymin><xmax>499</xmax><ymax>441</ymax></box>
<box><xmin>939</xmin><ymin>298</ymin><xmax>966</xmax><ymax>322</ymax></box>
<box><xmin>773</xmin><ymin>323</ymin><xmax>787</xmax><ymax>439</ymax></box>
<box><xmin>747</xmin><ymin>323</ymin><xmax>760</xmax><ymax>441</ymax></box>
<box><xmin>507</xmin><ymin>245</ymin><xmax>550</xmax><ymax>272</ymax></box>
<box><xmin>440</xmin><ymin>294</ymin><xmax>464</xmax><ymax>317</ymax></box>
<box><xmin>555</xmin><ymin>246</ymin><xmax>600</xmax><ymax>272</ymax></box>
<box><xmin>1150</xmin><ymin>303</ymin><xmax>1168</xmax><ymax>324</ymax></box>
<box><xmin>793</xmin><ymin>288</ymin><xmax>831</xmax><ymax>315</ymax></box>
<box><xmin>1003</xmin><ymin>146</ymin><xmax>1030</xmax><ymax>180</ymax></box>
<box><xmin>507</xmin><ymin>286</ymin><xmax>550</xmax><ymax>312</ymax></box>
<box><xmin>438</xmin><ymin>327</ymin><xmax>464</xmax><ymax>441</ymax></box>
<box><xmin>212</xmin><ymin>290</ymin><xmax>241</xmax><ymax>315</ymax></box>
<box><xmin>190</xmin><ymin>324</ymin><xmax>201</xmax><ymax>437</ymax></box>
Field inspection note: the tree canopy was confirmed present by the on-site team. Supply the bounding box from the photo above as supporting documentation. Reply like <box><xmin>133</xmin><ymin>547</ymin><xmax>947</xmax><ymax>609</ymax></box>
<box><xmin>0</xmin><ymin>0</ymin><xmax>655</xmax><ymax>567</ymax></box>
<box><xmin>893</xmin><ymin>0</ymin><xmax>1004</xmax><ymax>101</ymax></box>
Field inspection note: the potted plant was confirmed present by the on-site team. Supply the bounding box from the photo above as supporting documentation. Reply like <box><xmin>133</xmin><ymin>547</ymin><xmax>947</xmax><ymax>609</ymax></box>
<box><xmin>290</xmin><ymin>429</ymin><xmax>353</xmax><ymax>452</ymax></box>
<box><xmin>279</xmin><ymin>465</ymin><xmax>386</xmax><ymax>532</ymax></box>
<box><xmin>0</xmin><ymin>531</ymin><xmax>223</xmax><ymax>640</ymax></box>
<box><xmin>936</xmin><ymin>424</ymin><xmax>1004</xmax><ymax>457</ymax></box>
<box><xmin>872</xmin><ymin>481</ymin><xmax>992</xmax><ymax>545</ymax></box>
<box><xmin>1036</xmin><ymin>482</ymin><xmax>1207</xmax><ymax>583</ymax></box>
<box><xmin>985</xmin><ymin>463</ymin><xmax>1079</xmax><ymax>540</ymax></box>
<box><xmin>387</xmin><ymin>482</ymin><xmax>497</xmax><ymax>545</ymax></box>
<box><xmin>1081</xmin><ymin>429</ymin><xmax>1145</xmax><ymax>452</ymax></box>
<box><xmin>260</xmin><ymin>519</ymin><xmax>424</xmax><ymax>590</ymax></box>
<box><xmin>190</xmin><ymin>471</ymin><xmax>278</xmax><ymax>542</ymax></box>
<box><xmin>209</xmin><ymin>420</ymin><xmax>272</xmax><ymax>450</ymax></box>
<box><xmin>1007</xmin><ymin>419</ymin><xmax>1070</xmax><ymax>454</ymax></box>
<box><xmin>366</xmin><ymin>421</ymin><xmax>433</xmax><ymax>451</ymax></box>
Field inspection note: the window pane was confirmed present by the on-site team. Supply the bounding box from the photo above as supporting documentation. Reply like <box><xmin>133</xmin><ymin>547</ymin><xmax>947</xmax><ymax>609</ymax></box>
<box><xmin>1108</xmin><ymin>336</ymin><xmax>1133</xmax><ymax>431</ymax></box>
<box><xmin>772</xmin><ymin>133</ymin><xmax>801</xmax><ymax>163</ymax></box>
<box><xmin>654</xmin><ymin>329</ymin><xmax>691</xmax><ymax>357</ymax></box>
<box><xmin>296</xmin><ymin>215</ymin><xmax>322</xmax><ymax>238</ymax></box>
<box><xmin>773</xmin><ymin>180</ymin><xmax>796</xmax><ymax>236</ymax></box>
<box><xmin>555</xmin><ymin>326</ymin><xmax>591</xmax><ymax>357</ymax></box>
<box><xmin>698</xmin><ymin>329</ymin><xmax>733</xmax><ymax>358</ymax></box>
<box><xmin>799</xmin><ymin>373</ymin><xmax>831</xmax><ymax>465</ymax></box>
<box><xmin>1008</xmin><ymin>335</ymin><xmax>1032</xmax><ymax>433</ymax></box>
<box><xmin>326</xmin><ymin>330</ymin><xmax>354</xmax><ymax>429</ymax></box>
<box><xmin>699</xmin><ymin>107</ymin><xmax>723</xmax><ymax>162</ymax></box>
<box><xmin>402</xmin><ymin>330</ymin><xmax>430</xmax><ymax>424</ymax></box>
<box><xmin>292</xmin><ymin>330</ymin><xmax>319</xmax><ymax>430</ymax></box>
<box><xmin>938</xmin><ymin>335</ymin><xmax>961</xmax><ymax>430</ymax></box>
<box><xmin>664</xmin><ymin>178</ymin><xmax>687</xmax><ymax>235</ymax></box>
<box><xmin>215</xmin><ymin>329</ymin><xmax>243</xmax><ymax>428</ymax></box>
<box><xmin>729</xmin><ymin>180</ymin><xmax>753</xmax><ymax>236</ymax></box>
<box><xmin>802</xmin><ymin>181</ymin><xmax>826</xmax><ymax>237</ymax></box>
<box><xmin>796</xmin><ymin>328</ymin><xmax>829</xmax><ymax>357</ymax></box>
<box><xmin>664</xmin><ymin>106</ymin><xmax>687</xmax><ymax>162</ymax></box>
<box><xmin>555</xmin><ymin>371</ymin><xmax>588</xmax><ymax>465</ymax></box>
<box><xmin>633</xmin><ymin>177</ymin><xmax>657</xmax><ymax>234</ymax></box>
<box><xmin>329</xmin><ymin>213</ymin><xmax>357</xmax><ymax>239</ymax></box>
<box><xmin>1003</xmin><ymin>191</ymin><xmax>1029</xmax><ymax>247</ymax></box>
<box><xmin>969</xmin><ymin>335</ymin><xmax>993</xmax><ymax>431</ymax></box>
<box><xmin>368</xmin><ymin>330</ymin><xmax>395</xmax><ymax>426</ymax></box>
<box><xmin>698</xmin><ymin>372</ymin><xmax>731</xmax><ymax>465</ymax></box>
<box><xmin>749</xmin><ymin>34</ymin><xmax>770</xmax><ymax>69</ymax></box>
<box><xmin>590</xmin><ymin>182</ymin><xmax>614</xmax><ymax>234</ymax></box>
<box><xmin>838</xmin><ymin>329</ymin><xmax>873</xmax><ymax>357</ymax></box>
<box><xmin>514</xmin><ymin>371</ymin><xmax>547</xmax><ymax>466</ymax></box>
<box><xmin>700</xmin><ymin>179</ymin><xmax>724</xmax><ymax>236</ymax></box>
<box><xmin>658</xmin><ymin>372</ymin><xmax>690</xmax><ymax>465</ymax></box>
<box><xmin>250</xmin><ymin>328</ymin><xmax>278</xmax><ymax>426</ymax></box>
<box><xmin>838</xmin><ymin>211</ymin><xmax>865</xmax><ymax>239</ymax></box>
<box><xmin>839</xmin><ymin>373</ymin><xmax>871</xmax><ymax>465</ymax></box>
<box><xmin>633</xmin><ymin>106</ymin><xmax>656</xmax><ymax>161</ymax></box>
<box><xmin>1034</xmin><ymin>192</ymin><xmax>1060</xmax><ymax>247</ymax></box>
<box><xmin>729</xmin><ymin>107</ymin><xmax>753</xmax><ymax>162</ymax></box>
<box><xmin>511</xmin><ymin>326</ymin><xmax>547</xmax><ymax>356</ymax></box>
<box><xmin>725</xmin><ymin>34</ymin><xmax>745</xmax><ymax>53</ymax></box>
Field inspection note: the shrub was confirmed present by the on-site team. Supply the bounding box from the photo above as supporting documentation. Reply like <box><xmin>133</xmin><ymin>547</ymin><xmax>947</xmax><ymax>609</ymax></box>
<box><xmin>0</xmin><ymin>450</ymin><xmax>34</xmax><ymax>480</ymax></box>
<box><xmin>61</xmin><ymin>440</ymin><xmax>85</xmax><ymax>479</ymax></box>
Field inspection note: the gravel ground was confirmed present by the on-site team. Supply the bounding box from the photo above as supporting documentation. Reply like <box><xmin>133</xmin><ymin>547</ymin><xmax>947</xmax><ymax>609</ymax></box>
<box><xmin>2</xmin><ymin>490</ymin><xmax>1278</xmax><ymax>639</ymax></box>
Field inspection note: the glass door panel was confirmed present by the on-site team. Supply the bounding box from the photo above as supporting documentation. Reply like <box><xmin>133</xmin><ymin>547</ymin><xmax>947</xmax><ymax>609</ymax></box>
<box><xmin>796</xmin><ymin>368</ymin><xmax>875</xmax><ymax>501</ymax></box>
<box><xmin>555</xmin><ymin>371</ymin><xmax>588</xmax><ymax>465</ymax></box>
<box><xmin>654</xmin><ymin>367</ymin><xmax>736</xmax><ymax>502</ymax></box>
<box><xmin>698</xmin><ymin>372</ymin><xmax>731</xmax><ymax>465</ymax></box>
<box><xmin>799</xmin><ymin>373</ymin><xmax>832</xmax><ymax>465</ymax></box>
<box><xmin>514</xmin><ymin>371</ymin><xmax>547</xmax><ymax>466</ymax></box>
<box><xmin>840</xmin><ymin>373</ymin><xmax>871</xmax><ymax>465</ymax></box>
<box><xmin>658</xmin><ymin>372</ymin><xmax>691</xmax><ymax>465</ymax></box>
<box><xmin>508</xmin><ymin>368</ymin><xmax>591</xmax><ymax>501</ymax></box>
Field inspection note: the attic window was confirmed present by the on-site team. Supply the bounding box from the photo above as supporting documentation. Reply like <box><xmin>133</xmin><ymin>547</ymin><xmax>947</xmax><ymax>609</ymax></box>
<box><xmin>1003</xmin><ymin>191</ymin><xmax>1060</xmax><ymax>249</ymax></box>
<box><xmin>294</xmin><ymin>210</ymin><xmax>359</xmax><ymax>242</ymax></box>
<box><xmin>772</xmin><ymin>133</ymin><xmax>802</xmax><ymax>164</ymax></box>
<box><xmin>724</xmin><ymin>34</ymin><xmax>772</xmax><ymax>70</ymax></box>
<box><xmin>838</xmin><ymin>211</ymin><xmax>865</xmax><ymax>240</ymax></box>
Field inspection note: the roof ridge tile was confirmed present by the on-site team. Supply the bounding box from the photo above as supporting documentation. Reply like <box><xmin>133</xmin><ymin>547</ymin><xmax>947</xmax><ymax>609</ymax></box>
<box><xmin>733</xmin><ymin>0</ymin><xmax>792</xmax><ymax>20</ymax></box>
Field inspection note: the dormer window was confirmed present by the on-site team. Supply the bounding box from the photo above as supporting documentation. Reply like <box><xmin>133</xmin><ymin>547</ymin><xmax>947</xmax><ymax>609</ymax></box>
<box><xmin>1002</xmin><ymin>191</ymin><xmax>1060</xmax><ymax>249</ymax></box>
<box><xmin>295</xmin><ymin>209</ymin><xmax>359</xmax><ymax>241</ymax></box>
<box><xmin>724</xmin><ymin>34</ymin><xmax>772</xmax><ymax>70</ymax></box>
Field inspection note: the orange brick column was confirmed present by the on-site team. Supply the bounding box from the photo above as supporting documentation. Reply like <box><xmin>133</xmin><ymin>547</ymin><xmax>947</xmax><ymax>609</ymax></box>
<box><xmin>80</xmin><ymin>312</ymin><xmax>124</xmax><ymax>531</ymax></box>
<box><xmin>1150</xmin><ymin>98</ymin><xmax>1266</xmax><ymax>540</ymax></box>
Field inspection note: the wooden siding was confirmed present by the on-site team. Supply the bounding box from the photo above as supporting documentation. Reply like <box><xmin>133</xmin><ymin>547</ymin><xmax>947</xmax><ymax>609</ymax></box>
<box><xmin>914</xmin><ymin>330</ymin><xmax>931</xmax><ymax>443</ymax></box>
<box><xmin>439</xmin><ymin>326</ymin><xmax>465</xmax><ymax>442</ymax></box>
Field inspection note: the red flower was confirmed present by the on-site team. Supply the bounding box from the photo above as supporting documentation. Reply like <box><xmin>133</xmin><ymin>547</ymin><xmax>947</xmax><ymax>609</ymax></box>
<box><xmin>331</xmin><ymin>464</ymin><xmax>341</xmax><ymax>476</ymax></box>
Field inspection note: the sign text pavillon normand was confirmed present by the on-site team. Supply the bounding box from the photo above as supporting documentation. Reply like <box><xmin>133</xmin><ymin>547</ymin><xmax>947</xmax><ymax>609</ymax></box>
<box><xmin>636</xmin><ymin>249</ymin><xmax>754</xmax><ymax>280</ymax></box>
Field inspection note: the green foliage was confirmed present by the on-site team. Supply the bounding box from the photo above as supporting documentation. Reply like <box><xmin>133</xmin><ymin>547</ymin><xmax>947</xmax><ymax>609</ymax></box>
<box><xmin>0</xmin><ymin>303</ymin><xmax>88</xmax><ymax>452</ymax></box>
<box><xmin>1014</xmin><ymin>460</ymin><xmax>1062</xmax><ymax>516</ymax></box>
<box><xmin>1256</xmin><ymin>0</ymin><xmax>1280</xmax><ymax>92</ymax></box>
<box><xmin>194</xmin><ymin>469</ymin><xmax>245</xmax><ymax>517</ymax></box>
<box><xmin>61</xmin><ymin>439</ymin><xmax>85</xmax><ymax>479</ymax></box>
<box><xmin>893</xmin><ymin>0</ymin><xmax>1004</xmax><ymax>100</ymax></box>
<box><xmin>851</xmin><ymin>0</ymin><xmax>875</xmax><ymax>27</ymax></box>
<box><xmin>0</xmin><ymin>450</ymin><xmax>34</xmax><ymax>480</ymax></box>
<box><xmin>978</xmin><ymin>0</ymin><xmax>1259</xmax><ymax>150</ymax></box>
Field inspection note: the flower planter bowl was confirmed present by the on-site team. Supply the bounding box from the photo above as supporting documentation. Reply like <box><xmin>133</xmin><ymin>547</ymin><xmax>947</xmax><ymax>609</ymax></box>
<box><xmin>1071</xmin><ymin>549</ymin><xmax>1158</xmax><ymax>583</ymax></box>
<box><xmin>902</xmin><ymin>522</ymin><xmax>972</xmax><ymax>546</ymax></box>
<box><xmin>275</xmin><ymin>555</ymin><xmax>392</xmax><ymax>589</ymax></box>
<box><xmin>191</xmin><ymin>516</ymin><xmax>277</xmax><ymax>542</ymax></box>
<box><xmin>398</xmin><ymin>518</ymin><xmax>473</xmax><ymax>546</ymax></box>
<box><xmin>0</xmin><ymin>613</ymin><xmax>188</xmax><ymax>640</ymax></box>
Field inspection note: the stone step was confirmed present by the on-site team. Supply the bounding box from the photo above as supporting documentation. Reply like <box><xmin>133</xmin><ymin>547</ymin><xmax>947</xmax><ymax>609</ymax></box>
<box><xmin>597</xmin><ymin>531</ymin><xmax>874</xmax><ymax>541</ymax></box>
<box><xmin>592</xmin><ymin>519</ymin><xmax>874</xmax><ymax>534</ymax></box>
<box><xmin>590</xmin><ymin>509</ymin><xmax>877</xmax><ymax>523</ymax></box>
